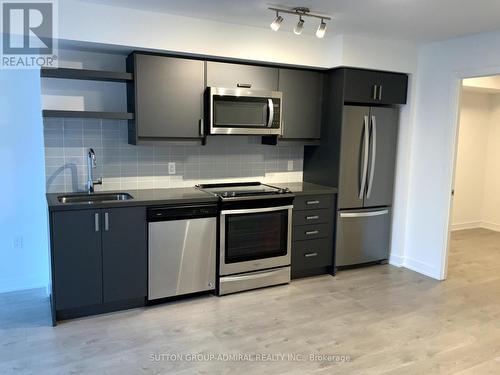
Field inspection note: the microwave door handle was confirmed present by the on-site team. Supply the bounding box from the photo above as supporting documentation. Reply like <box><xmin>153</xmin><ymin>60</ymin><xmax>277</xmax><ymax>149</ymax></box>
<box><xmin>267</xmin><ymin>98</ymin><xmax>274</xmax><ymax>128</ymax></box>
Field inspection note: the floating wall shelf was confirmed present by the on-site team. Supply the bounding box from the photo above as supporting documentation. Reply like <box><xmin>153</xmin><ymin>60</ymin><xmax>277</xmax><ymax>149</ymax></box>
<box><xmin>42</xmin><ymin>110</ymin><xmax>134</xmax><ymax>120</ymax></box>
<box><xmin>41</xmin><ymin>67</ymin><xmax>133</xmax><ymax>82</ymax></box>
<box><xmin>41</xmin><ymin>67</ymin><xmax>134</xmax><ymax>120</ymax></box>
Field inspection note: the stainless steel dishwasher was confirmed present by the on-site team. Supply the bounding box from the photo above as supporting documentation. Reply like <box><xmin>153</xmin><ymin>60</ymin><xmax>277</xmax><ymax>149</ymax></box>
<box><xmin>147</xmin><ymin>203</ymin><xmax>217</xmax><ymax>300</ymax></box>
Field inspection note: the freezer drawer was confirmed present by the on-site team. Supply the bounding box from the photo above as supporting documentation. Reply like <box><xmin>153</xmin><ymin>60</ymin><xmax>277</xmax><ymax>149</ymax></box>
<box><xmin>335</xmin><ymin>208</ymin><xmax>391</xmax><ymax>267</ymax></box>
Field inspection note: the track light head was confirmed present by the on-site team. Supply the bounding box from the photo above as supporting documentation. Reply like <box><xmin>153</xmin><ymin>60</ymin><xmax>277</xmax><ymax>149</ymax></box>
<box><xmin>294</xmin><ymin>16</ymin><xmax>304</xmax><ymax>35</ymax></box>
<box><xmin>270</xmin><ymin>12</ymin><xmax>284</xmax><ymax>31</ymax></box>
<box><xmin>316</xmin><ymin>19</ymin><xmax>327</xmax><ymax>38</ymax></box>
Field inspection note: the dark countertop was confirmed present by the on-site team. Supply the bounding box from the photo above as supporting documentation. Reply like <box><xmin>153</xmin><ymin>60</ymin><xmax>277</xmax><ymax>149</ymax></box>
<box><xmin>46</xmin><ymin>187</ymin><xmax>218</xmax><ymax>211</ymax></box>
<box><xmin>46</xmin><ymin>182</ymin><xmax>337</xmax><ymax>212</ymax></box>
<box><xmin>273</xmin><ymin>182</ymin><xmax>338</xmax><ymax>195</ymax></box>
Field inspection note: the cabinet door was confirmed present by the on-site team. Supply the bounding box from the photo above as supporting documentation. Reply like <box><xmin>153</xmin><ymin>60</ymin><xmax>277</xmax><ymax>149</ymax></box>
<box><xmin>101</xmin><ymin>207</ymin><xmax>147</xmax><ymax>303</ymax></box>
<box><xmin>206</xmin><ymin>61</ymin><xmax>278</xmax><ymax>90</ymax></box>
<box><xmin>338</xmin><ymin>105</ymin><xmax>371</xmax><ymax>209</ymax></box>
<box><xmin>343</xmin><ymin>69</ymin><xmax>380</xmax><ymax>104</ymax></box>
<box><xmin>343</xmin><ymin>68</ymin><xmax>408</xmax><ymax>105</ymax></box>
<box><xmin>375</xmin><ymin>72</ymin><xmax>408</xmax><ymax>105</ymax></box>
<box><xmin>52</xmin><ymin>210</ymin><xmax>102</xmax><ymax>310</ymax></box>
<box><xmin>279</xmin><ymin>69</ymin><xmax>323</xmax><ymax>139</ymax></box>
<box><xmin>364</xmin><ymin>106</ymin><xmax>399</xmax><ymax>207</ymax></box>
<box><xmin>134</xmin><ymin>54</ymin><xmax>204</xmax><ymax>138</ymax></box>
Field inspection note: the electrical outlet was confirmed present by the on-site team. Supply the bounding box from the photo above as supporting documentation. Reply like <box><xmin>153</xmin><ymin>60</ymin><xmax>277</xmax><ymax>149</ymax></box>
<box><xmin>168</xmin><ymin>162</ymin><xmax>176</xmax><ymax>175</ymax></box>
<box><xmin>13</xmin><ymin>236</ymin><xmax>23</xmax><ymax>249</ymax></box>
<box><xmin>287</xmin><ymin>160</ymin><xmax>294</xmax><ymax>171</ymax></box>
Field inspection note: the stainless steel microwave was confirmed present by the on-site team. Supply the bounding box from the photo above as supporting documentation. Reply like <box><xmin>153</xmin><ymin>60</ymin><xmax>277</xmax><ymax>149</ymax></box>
<box><xmin>206</xmin><ymin>87</ymin><xmax>282</xmax><ymax>135</ymax></box>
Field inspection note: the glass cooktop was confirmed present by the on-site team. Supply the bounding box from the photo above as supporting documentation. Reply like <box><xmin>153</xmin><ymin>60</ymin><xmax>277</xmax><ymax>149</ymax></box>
<box><xmin>196</xmin><ymin>182</ymin><xmax>289</xmax><ymax>198</ymax></box>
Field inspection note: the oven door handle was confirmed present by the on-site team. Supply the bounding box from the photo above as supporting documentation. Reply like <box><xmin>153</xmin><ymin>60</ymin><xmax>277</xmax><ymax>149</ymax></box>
<box><xmin>221</xmin><ymin>205</ymin><xmax>293</xmax><ymax>215</ymax></box>
<box><xmin>222</xmin><ymin>268</ymin><xmax>289</xmax><ymax>282</ymax></box>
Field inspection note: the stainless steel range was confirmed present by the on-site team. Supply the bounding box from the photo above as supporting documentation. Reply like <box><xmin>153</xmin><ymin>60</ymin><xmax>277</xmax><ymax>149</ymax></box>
<box><xmin>196</xmin><ymin>182</ymin><xmax>294</xmax><ymax>295</ymax></box>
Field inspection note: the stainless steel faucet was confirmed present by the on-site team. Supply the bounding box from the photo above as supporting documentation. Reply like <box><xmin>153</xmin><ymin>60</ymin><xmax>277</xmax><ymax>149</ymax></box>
<box><xmin>86</xmin><ymin>148</ymin><xmax>102</xmax><ymax>193</ymax></box>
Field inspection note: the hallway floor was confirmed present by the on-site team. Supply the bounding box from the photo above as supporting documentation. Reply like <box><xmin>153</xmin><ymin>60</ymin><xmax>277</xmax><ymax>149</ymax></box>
<box><xmin>2</xmin><ymin>228</ymin><xmax>500</xmax><ymax>374</ymax></box>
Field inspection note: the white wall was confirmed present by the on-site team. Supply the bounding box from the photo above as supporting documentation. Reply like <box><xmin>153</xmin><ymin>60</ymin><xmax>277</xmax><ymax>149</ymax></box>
<box><xmin>0</xmin><ymin>69</ymin><xmax>49</xmax><ymax>293</ymax></box>
<box><xmin>482</xmin><ymin>94</ymin><xmax>500</xmax><ymax>231</ymax></box>
<box><xmin>405</xmin><ymin>30</ymin><xmax>500</xmax><ymax>280</ymax></box>
<box><xmin>58</xmin><ymin>0</ymin><xmax>342</xmax><ymax>68</ymax></box>
<box><xmin>451</xmin><ymin>91</ymin><xmax>490</xmax><ymax>230</ymax></box>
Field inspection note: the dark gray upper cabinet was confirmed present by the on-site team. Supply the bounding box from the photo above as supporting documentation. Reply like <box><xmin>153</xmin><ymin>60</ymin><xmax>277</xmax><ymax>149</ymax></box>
<box><xmin>343</xmin><ymin>68</ymin><xmax>408</xmax><ymax>105</ymax></box>
<box><xmin>278</xmin><ymin>69</ymin><xmax>323</xmax><ymax>139</ymax></box>
<box><xmin>206</xmin><ymin>61</ymin><xmax>278</xmax><ymax>90</ymax></box>
<box><xmin>102</xmin><ymin>207</ymin><xmax>147</xmax><ymax>303</ymax></box>
<box><xmin>52</xmin><ymin>210</ymin><xmax>103</xmax><ymax>310</ymax></box>
<box><xmin>128</xmin><ymin>53</ymin><xmax>205</xmax><ymax>142</ymax></box>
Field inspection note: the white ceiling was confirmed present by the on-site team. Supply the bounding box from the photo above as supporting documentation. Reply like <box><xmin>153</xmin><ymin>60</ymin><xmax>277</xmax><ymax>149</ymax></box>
<box><xmin>79</xmin><ymin>0</ymin><xmax>500</xmax><ymax>43</ymax></box>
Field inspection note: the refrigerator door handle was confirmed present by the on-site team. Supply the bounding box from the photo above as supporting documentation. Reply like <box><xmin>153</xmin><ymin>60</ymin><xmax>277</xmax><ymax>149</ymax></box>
<box><xmin>367</xmin><ymin>115</ymin><xmax>377</xmax><ymax>199</ymax></box>
<box><xmin>359</xmin><ymin>115</ymin><xmax>370</xmax><ymax>200</ymax></box>
<box><xmin>340</xmin><ymin>209</ymin><xmax>389</xmax><ymax>218</ymax></box>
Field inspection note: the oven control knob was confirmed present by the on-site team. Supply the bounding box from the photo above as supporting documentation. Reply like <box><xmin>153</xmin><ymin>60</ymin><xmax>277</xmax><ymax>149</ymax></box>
<box><xmin>222</xmin><ymin>192</ymin><xmax>228</xmax><ymax>197</ymax></box>
<box><xmin>230</xmin><ymin>192</ymin><xmax>236</xmax><ymax>197</ymax></box>
<box><xmin>278</xmin><ymin>188</ymin><xmax>288</xmax><ymax>194</ymax></box>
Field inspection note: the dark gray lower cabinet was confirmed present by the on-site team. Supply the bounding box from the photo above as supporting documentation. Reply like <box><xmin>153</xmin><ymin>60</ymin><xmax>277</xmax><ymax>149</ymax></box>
<box><xmin>52</xmin><ymin>210</ymin><xmax>102</xmax><ymax>310</ymax></box>
<box><xmin>102</xmin><ymin>207</ymin><xmax>147</xmax><ymax>303</ymax></box>
<box><xmin>50</xmin><ymin>207</ymin><xmax>147</xmax><ymax>321</ymax></box>
<box><xmin>291</xmin><ymin>194</ymin><xmax>336</xmax><ymax>279</ymax></box>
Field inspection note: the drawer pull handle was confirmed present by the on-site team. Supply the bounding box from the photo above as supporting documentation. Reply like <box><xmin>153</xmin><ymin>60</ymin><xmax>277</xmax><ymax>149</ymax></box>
<box><xmin>305</xmin><ymin>230</ymin><xmax>319</xmax><ymax>236</ymax></box>
<box><xmin>237</xmin><ymin>83</ymin><xmax>252</xmax><ymax>88</ymax></box>
<box><xmin>304</xmin><ymin>252</ymin><xmax>318</xmax><ymax>258</ymax></box>
<box><xmin>306</xmin><ymin>215</ymin><xmax>319</xmax><ymax>220</ymax></box>
<box><xmin>306</xmin><ymin>200</ymin><xmax>320</xmax><ymax>205</ymax></box>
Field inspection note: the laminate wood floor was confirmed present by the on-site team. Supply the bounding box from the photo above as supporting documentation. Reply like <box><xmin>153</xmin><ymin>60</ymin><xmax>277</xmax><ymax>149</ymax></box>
<box><xmin>2</xmin><ymin>228</ymin><xmax>500</xmax><ymax>374</ymax></box>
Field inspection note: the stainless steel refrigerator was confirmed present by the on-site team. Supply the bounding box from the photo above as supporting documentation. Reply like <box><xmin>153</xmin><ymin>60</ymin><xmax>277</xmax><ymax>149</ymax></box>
<box><xmin>335</xmin><ymin>105</ymin><xmax>398</xmax><ymax>267</ymax></box>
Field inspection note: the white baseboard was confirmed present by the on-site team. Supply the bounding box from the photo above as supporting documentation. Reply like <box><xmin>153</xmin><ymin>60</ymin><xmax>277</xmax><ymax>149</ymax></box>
<box><xmin>403</xmin><ymin>257</ymin><xmax>442</xmax><ymax>280</ymax></box>
<box><xmin>389</xmin><ymin>253</ymin><xmax>404</xmax><ymax>267</ymax></box>
<box><xmin>451</xmin><ymin>221</ymin><xmax>500</xmax><ymax>232</ymax></box>
<box><xmin>480</xmin><ymin>221</ymin><xmax>500</xmax><ymax>232</ymax></box>
<box><xmin>451</xmin><ymin>221</ymin><xmax>481</xmax><ymax>231</ymax></box>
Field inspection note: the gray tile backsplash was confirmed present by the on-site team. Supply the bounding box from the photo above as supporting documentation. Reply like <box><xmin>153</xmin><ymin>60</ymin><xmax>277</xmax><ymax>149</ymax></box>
<box><xmin>43</xmin><ymin>118</ymin><xmax>304</xmax><ymax>193</ymax></box>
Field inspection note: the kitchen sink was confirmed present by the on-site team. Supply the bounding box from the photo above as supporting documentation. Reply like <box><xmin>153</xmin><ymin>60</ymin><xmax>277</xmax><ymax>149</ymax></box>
<box><xmin>57</xmin><ymin>193</ymin><xmax>134</xmax><ymax>204</ymax></box>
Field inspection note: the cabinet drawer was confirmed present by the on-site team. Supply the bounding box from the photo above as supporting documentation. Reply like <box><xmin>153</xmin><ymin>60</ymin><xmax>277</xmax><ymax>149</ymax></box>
<box><xmin>293</xmin><ymin>195</ymin><xmax>333</xmax><ymax>211</ymax></box>
<box><xmin>293</xmin><ymin>209</ymin><xmax>332</xmax><ymax>226</ymax></box>
<box><xmin>292</xmin><ymin>238</ymin><xmax>333</xmax><ymax>271</ymax></box>
<box><xmin>293</xmin><ymin>223</ymin><xmax>331</xmax><ymax>241</ymax></box>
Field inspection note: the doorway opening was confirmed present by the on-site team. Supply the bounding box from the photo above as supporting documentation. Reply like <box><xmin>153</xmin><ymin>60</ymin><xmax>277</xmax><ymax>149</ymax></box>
<box><xmin>447</xmin><ymin>75</ymin><xmax>500</xmax><ymax>279</ymax></box>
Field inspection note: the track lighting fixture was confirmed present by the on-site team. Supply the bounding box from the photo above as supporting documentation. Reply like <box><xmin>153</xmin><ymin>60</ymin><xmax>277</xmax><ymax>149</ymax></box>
<box><xmin>270</xmin><ymin>12</ymin><xmax>284</xmax><ymax>31</ymax></box>
<box><xmin>268</xmin><ymin>6</ymin><xmax>331</xmax><ymax>38</ymax></box>
<box><xmin>294</xmin><ymin>16</ymin><xmax>304</xmax><ymax>35</ymax></box>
